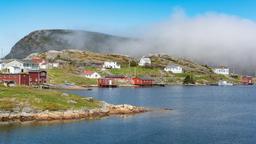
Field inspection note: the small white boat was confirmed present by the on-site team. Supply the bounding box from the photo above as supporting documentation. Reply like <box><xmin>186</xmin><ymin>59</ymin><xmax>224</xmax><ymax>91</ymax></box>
<box><xmin>218</xmin><ymin>80</ymin><xmax>233</xmax><ymax>86</ymax></box>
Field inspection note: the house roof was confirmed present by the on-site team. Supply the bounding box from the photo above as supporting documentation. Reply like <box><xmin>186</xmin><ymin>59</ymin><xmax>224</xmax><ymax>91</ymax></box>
<box><xmin>1</xmin><ymin>59</ymin><xmax>40</xmax><ymax>65</ymax></box>
<box><xmin>104</xmin><ymin>61</ymin><xmax>117</xmax><ymax>64</ymax></box>
<box><xmin>0</xmin><ymin>59</ymin><xmax>24</xmax><ymax>64</ymax></box>
<box><xmin>166</xmin><ymin>64</ymin><xmax>181</xmax><ymax>69</ymax></box>
<box><xmin>84</xmin><ymin>70</ymin><xmax>95</xmax><ymax>75</ymax></box>
<box><xmin>31</xmin><ymin>57</ymin><xmax>45</xmax><ymax>64</ymax></box>
<box><xmin>29</xmin><ymin>70</ymin><xmax>47</xmax><ymax>73</ymax></box>
<box><xmin>140</xmin><ymin>57</ymin><xmax>151</xmax><ymax>62</ymax></box>
<box><xmin>214</xmin><ymin>67</ymin><xmax>229</xmax><ymax>69</ymax></box>
<box><xmin>133</xmin><ymin>77</ymin><xmax>154</xmax><ymax>81</ymax></box>
<box><xmin>22</xmin><ymin>60</ymin><xmax>39</xmax><ymax>65</ymax></box>
<box><xmin>7</xmin><ymin>66</ymin><xmax>21</xmax><ymax>69</ymax></box>
<box><xmin>105</xmin><ymin>75</ymin><xmax>126</xmax><ymax>78</ymax></box>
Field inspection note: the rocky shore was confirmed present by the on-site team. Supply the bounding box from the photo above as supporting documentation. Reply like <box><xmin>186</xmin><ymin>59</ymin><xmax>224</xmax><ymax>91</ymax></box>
<box><xmin>0</xmin><ymin>102</ymin><xmax>149</xmax><ymax>123</ymax></box>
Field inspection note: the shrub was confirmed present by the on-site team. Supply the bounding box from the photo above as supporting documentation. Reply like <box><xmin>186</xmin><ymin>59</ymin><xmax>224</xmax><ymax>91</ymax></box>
<box><xmin>183</xmin><ymin>74</ymin><xmax>195</xmax><ymax>84</ymax></box>
<box><xmin>130</xmin><ymin>60</ymin><xmax>138</xmax><ymax>67</ymax></box>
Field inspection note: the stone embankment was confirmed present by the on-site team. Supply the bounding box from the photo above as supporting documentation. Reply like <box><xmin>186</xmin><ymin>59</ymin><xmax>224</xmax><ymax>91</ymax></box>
<box><xmin>0</xmin><ymin>102</ymin><xmax>149</xmax><ymax>123</ymax></box>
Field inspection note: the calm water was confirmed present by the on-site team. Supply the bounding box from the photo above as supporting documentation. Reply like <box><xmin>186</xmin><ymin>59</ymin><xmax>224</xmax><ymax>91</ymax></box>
<box><xmin>1</xmin><ymin>86</ymin><xmax>256</xmax><ymax>144</ymax></box>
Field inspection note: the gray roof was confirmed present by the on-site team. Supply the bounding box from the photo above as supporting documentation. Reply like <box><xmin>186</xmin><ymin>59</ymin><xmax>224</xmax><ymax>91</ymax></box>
<box><xmin>0</xmin><ymin>59</ymin><xmax>38</xmax><ymax>65</ymax></box>
<box><xmin>0</xmin><ymin>59</ymin><xmax>23</xmax><ymax>64</ymax></box>
<box><xmin>166</xmin><ymin>64</ymin><xmax>181</xmax><ymax>69</ymax></box>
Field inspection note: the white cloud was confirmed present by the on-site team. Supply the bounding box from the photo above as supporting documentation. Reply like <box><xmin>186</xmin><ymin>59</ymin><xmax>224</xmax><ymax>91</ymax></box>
<box><xmin>117</xmin><ymin>9</ymin><xmax>256</xmax><ymax>74</ymax></box>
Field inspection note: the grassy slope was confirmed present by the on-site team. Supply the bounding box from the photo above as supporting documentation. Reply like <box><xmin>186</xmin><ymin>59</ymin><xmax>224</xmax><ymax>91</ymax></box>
<box><xmin>40</xmin><ymin>50</ymin><xmax>241</xmax><ymax>85</ymax></box>
<box><xmin>109</xmin><ymin>67</ymin><xmax>162</xmax><ymax>77</ymax></box>
<box><xmin>0</xmin><ymin>86</ymin><xmax>100</xmax><ymax>111</ymax></box>
<box><xmin>48</xmin><ymin>68</ymin><xmax>98</xmax><ymax>86</ymax></box>
<box><xmin>48</xmin><ymin>65</ymin><xmax>240</xmax><ymax>86</ymax></box>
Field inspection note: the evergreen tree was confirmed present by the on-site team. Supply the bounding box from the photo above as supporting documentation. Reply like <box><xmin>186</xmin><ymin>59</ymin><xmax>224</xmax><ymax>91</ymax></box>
<box><xmin>183</xmin><ymin>74</ymin><xmax>195</xmax><ymax>84</ymax></box>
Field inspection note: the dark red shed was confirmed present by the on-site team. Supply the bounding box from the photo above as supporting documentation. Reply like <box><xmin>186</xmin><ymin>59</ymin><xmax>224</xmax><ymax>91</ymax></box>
<box><xmin>241</xmin><ymin>76</ymin><xmax>253</xmax><ymax>85</ymax></box>
<box><xmin>131</xmin><ymin>77</ymin><xmax>154</xmax><ymax>86</ymax></box>
<box><xmin>98</xmin><ymin>78</ymin><xmax>117</xmax><ymax>87</ymax></box>
<box><xmin>0</xmin><ymin>70</ymin><xmax>47</xmax><ymax>86</ymax></box>
<box><xmin>29</xmin><ymin>70</ymin><xmax>47</xmax><ymax>85</ymax></box>
<box><xmin>0</xmin><ymin>73</ymin><xmax>29</xmax><ymax>85</ymax></box>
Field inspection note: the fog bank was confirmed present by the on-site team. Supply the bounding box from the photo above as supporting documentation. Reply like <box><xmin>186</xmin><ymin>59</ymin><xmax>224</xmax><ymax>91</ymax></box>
<box><xmin>113</xmin><ymin>9</ymin><xmax>256</xmax><ymax>74</ymax></box>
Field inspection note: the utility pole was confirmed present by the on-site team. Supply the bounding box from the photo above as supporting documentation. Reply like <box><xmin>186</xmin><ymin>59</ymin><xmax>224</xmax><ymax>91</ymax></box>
<box><xmin>128</xmin><ymin>59</ymin><xmax>130</xmax><ymax>68</ymax></box>
<box><xmin>134</xmin><ymin>67</ymin><xmax>137</xmax><ymax>78</ymax></box>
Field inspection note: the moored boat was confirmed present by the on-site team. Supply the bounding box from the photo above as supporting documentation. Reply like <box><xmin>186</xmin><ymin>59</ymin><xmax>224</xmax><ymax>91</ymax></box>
<box><xmin>218</xmin><ymin>80</ymin><xmax>233</xmax><ymax>86</ymax></box>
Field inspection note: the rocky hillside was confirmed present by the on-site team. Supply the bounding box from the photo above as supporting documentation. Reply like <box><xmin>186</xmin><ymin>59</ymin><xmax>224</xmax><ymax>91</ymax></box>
<box><xmin>28</xmin><ymin>49</ymin><xmax>239</xmax><ymax>85</ymax></box>
<box><xmin>149</xmin><ymin>54</ymin><xmax>212</xmax><ymax>74</ymax></box>
<box><xmin>36</xmin><ymin>49</ymin><xmax>131</xmax><ymax>66</ymax></box>
<box><xmin>31</xmin><ymin>49</ymin><xmax>211</xmax><ymax>74</ymax></box>
<box><xmin>5</xmin><ymin>29</ymin><xmax>134</xmax><ymax>59</ymax></box>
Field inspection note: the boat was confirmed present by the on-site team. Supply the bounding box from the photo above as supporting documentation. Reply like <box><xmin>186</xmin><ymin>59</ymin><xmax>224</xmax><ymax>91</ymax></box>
<box><xmin>218</xmin><ymin>80</ymin><xmax>233</xmax><ymax>86</ymax></box>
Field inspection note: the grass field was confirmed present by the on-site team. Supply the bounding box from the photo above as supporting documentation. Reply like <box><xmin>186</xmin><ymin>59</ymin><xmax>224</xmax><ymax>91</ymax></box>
<box><xmin>48</xmin><ymin>68</ymin><xmax>98</xmax><ymax>86</ymax></box>
<box><xmin>109</xmin><ymin>66</ymin><xmax>163</xmax><ymax>77</ymax></box>
<box><xmin>48</xmin><ymin>65</ymin><xmax>240</xmax><ymax>86</ymax></box>
<box><xmin>0</xmin><ymin>86</ymin><xmax>100</xmax><ymax>111</ymax></box>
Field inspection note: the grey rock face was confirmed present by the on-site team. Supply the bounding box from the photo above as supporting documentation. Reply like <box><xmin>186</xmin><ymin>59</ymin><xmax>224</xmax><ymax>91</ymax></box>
<box><xmin>5</xmin><ymin>29</ymin><xmax>134</xmax><ymax>59</ymax></box>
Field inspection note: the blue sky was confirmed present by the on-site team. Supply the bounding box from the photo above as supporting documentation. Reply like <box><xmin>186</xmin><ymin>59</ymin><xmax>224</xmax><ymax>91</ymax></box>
<box><xmin>1</xmin><ymin>0</ymin><xmax>256</xmax><ymax>57</ymax></box>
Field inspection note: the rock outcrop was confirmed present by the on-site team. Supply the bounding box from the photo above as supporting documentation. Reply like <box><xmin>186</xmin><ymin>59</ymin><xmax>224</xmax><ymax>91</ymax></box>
<box><xmin>5</xmin><ymin>29</ymin><xmax>135</xmax><ymax>59</ymax></box>
<box><xmin>0</xmin><ymin>102</ymin><xmax>148</xmax><ymax>123</ymax></box>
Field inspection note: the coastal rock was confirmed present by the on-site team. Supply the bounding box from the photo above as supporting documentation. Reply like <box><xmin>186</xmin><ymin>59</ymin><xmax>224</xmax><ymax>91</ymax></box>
<box><xmin>107</xmin><ymin>104</ymin><xmax>148</xmax><ymax>114</ymax></box>
<box><xmin>0</xmin><ymin>103</ymin><xmax>149</xmax><ymax>123</ymax></box>
<box><xmin>22</xmin><ymin>107</ymin><xmax>34</xmax><ymax>113</ymax></box>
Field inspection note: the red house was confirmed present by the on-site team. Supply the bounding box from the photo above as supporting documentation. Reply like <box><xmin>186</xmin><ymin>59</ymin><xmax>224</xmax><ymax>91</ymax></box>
<box><xmin>98</xmin><ymin>78</ymin><xmax>117</xmax><ymax>87</ymax></box>
<box><xmin>29</xmin><ymin>71</ymin><xmax>47</xmax><ymax>85</ymax></box>
<box><xmin>0</xmin><ymin>73</ymin><xmax>29</xmax><ymax>85</ymax></box>
<box><xmin>131</xmin><ymin>77</ymin><xmax>155</xmax><ymax>86</ymax></box>
<box><xmin>241</xmin><ymin>76</ymin><xmax>253</xmax><ymax>85</ymax></box>
<box><xmin>0</xmin><ymin>70</ymin><xmax>47</xmax><ymax>86</ymax></box>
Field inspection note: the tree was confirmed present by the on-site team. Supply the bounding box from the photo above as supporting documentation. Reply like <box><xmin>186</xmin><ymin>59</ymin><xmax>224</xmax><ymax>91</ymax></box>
<box><xmin>183</xmin><ymin>74</ymin><xmax>195</xmax><ymax>85</ymax></box>
<box><xmin>130</xmin><ymin>60</ymin><xmax>137</xmax><ymax>67</ymax></box>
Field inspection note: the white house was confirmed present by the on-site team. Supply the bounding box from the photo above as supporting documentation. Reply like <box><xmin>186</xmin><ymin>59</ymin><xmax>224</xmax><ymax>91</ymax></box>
<box><xmin>84</xmin><ymin>70</ymin><xmax>101</xmax><ymax>79</ymax></box>
<box><xmin>39</xmin><ymin>62</ymin><xmax>47</xmax><ymax>69</ymax></box>
<box><xmin>103</xmin><ymin>61</ymin><xmax>120</xmax><ymax>69</ymax></box>
<box><xmin>164</xmin><ymin>65</ymin><xmax>183</xmax><ymax>74</ymax></box>
<box><xmin>22</xmin><ymin>60</ymin><xmax>40</xmax><ymax>71</ymax></box>
<box><xmin>52</xmin><ymin>63</ymin><xmax>59</xmax><ymax>68</ymax></box>
<box><xmin>138</xmin><ymin>57</ymin><xmax>151</xmax><ymax>66</ymax></box>
<box><xmin>0</xmin><ymin>59</ymin><xmax>39</xmax><ymax>73</ymax></box>
<box><xmin>1</xmin><ymin>59</ymin><xmax>24</xmax><ymax>70</ymax></box>
<box><xmin>39</xmin><ymin>62</ymin><xmax>59</xmax><ymax>69</ymax></box>
<box><xmin>213</xmin><ymin>67</ymin><xmax>229</xmax><ymax>75</ymax></box>
<box><xmin>6</xmin><ymin>66</ymin><xmax>23</xmax><ymax>74</ymax></box>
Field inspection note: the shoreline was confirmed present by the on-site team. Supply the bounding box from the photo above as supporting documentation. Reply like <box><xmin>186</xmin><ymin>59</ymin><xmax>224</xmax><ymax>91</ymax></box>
<box><xmin>0</xmin><ymin>102</ymin><xmax>149</xmax><ymax>124</ymax></box>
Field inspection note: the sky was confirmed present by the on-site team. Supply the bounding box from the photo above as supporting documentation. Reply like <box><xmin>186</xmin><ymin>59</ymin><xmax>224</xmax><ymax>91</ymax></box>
<box><xmin>1</xmin><ymin>0</ymin><xmax>256</xmax><ymax>58</ymax></box>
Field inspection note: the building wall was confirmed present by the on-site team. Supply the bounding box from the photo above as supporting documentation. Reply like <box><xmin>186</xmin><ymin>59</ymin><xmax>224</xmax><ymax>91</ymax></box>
<box><xmin>85</xmin><ymin>72</ymin><xmax>101</xmax><ymax>79</ymax></box>
<box><xmin>29</xmin><ymin>71</ymin><xmax>47</xmax><ymax>84</ymax></box>
<box><xmin>4</xmin><ymin>60</ymin><xmax>24</xmax><ymax>69</ymax></box>
<box><xmin>0</xmin><ymin>71</ymin><xmax>47</xmax><ymax>86</ymax></box>
<box><xmin>7</xmin><ymin>66</ymin><xmax>22</xmax><ymax>74</ymax></box>
<box><xmin>241</xmin><ymin>76</ymin><xmax>253</xmax><ymax>85</ymax></box>
<box><xmin>98</xmin><ymin>78</ymin><xmax>116</xmax><ymax>87</ymax></box>
<box><xmin>131</xmin><ymin>78</ymin><xmax>154</xmax><ymax>85</ymax></box>
<box><xmin>0</xmin><ymin>74</ymin><xmax>29</xmax><ymax>85</ymax></box>
<box><xmin>214</xmin><ymin>68</ymin><xmax>229</xmax><ymax>75</ymax></box>
<box><xmin>103</xmin><ymin>62</ymin><xmax>120</xmax><ymax>69</ymax></box>
<box><xmin>138</xmin><ymin>58</ymin><xmax>151</xmax><ymax>66</ymax></box>
<box><xmin>164</xmin><ymin>67</ymin><xmax>183</xmax><ymax>73</ymax></box>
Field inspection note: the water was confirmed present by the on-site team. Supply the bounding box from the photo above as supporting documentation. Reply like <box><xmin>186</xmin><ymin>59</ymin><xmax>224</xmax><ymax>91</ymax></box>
<box><xmin>1</xmin><ymin>86</ymin><xmax>256</xmax><ymax>144</ymax></box>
